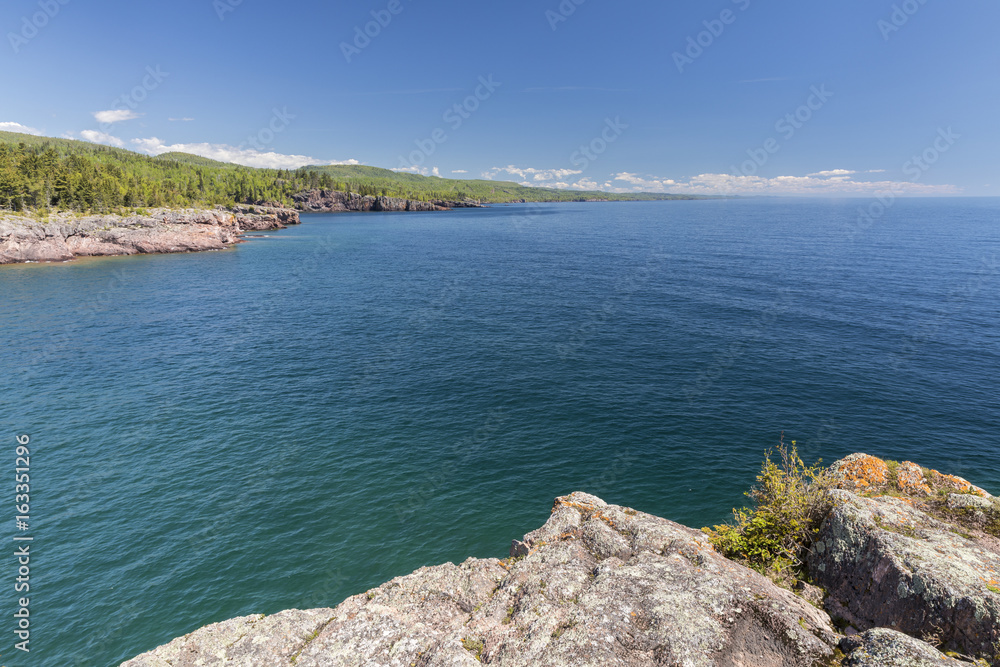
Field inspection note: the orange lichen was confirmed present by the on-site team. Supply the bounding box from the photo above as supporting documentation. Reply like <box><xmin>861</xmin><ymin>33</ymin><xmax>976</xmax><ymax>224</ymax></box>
<box><xmin>896</xmin><ymin>461</ymin><xmax>933</xmax><ymax>496</ymax></box>
<box><xmin>593</xmin><ymin>511</ymin><xmax>620</xmax><ymax>531</ymax></box>
<box><xmin>927</xmin><ymin>471</ymin><xmax>989</xmax><ymax>498</ymax></box>
<box><xmin>832</xmin><ymin>454</ymin><xmax>890</xmax><ymax>493</ymax></box>
<box><xmin>552</xmin><ymin>496</ymin><xmax>603</xmax><ymax>514</ymax></box>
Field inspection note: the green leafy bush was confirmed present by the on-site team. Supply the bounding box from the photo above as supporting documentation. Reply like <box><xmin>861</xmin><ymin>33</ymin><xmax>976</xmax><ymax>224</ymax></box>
<box><xmin>705</xmin><ymin>441</ymin><xmax>833</xmax><ymax>582</ymax></box>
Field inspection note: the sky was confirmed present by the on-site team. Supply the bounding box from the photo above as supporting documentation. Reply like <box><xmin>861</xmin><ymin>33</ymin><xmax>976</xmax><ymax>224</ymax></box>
<box><xmin>1</xmin><ymin>0</ymin><xmax>998</xmax><ymax>196</ymax></box>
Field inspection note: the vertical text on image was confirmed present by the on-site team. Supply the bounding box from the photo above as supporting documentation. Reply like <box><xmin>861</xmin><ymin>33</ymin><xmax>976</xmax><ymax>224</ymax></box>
<box><xmin>14</xmin><ymin>434</ymin><xmax>33</xmax><ymax>653</ymax></box>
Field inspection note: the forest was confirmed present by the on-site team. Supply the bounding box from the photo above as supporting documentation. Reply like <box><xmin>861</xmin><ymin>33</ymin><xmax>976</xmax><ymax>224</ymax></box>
<box><xmin>0</xmin><ymin>131</ymin><xmax>701</xmax><ymax>214</ymax></box>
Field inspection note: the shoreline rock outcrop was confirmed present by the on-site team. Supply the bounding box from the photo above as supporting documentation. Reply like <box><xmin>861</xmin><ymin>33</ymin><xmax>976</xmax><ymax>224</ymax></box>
<box><xmin>292</xmin><ymin>189</ymin><xmax>485</xmax><ymax>213</ymax></box>
<box><xmin>120</xmin><ymin>459</ymin><xmax>999</xmax><ymax>666</ymax></box>
<box><xmin>812</xmin><ymin>454</ymin><xmax>1000</xmax><ymax>664</ymax></box>
<box><xmin>123</xmin><ymin>492</ymin><xmax>839</xmax><ymax>666</ymax></box>
<box><xmin>0</xmin><ymin>205</ymin><xmax>299</xmax><ymax>265</ymax></box>
<box><xmin>1</xmin><ymin>191</ymin><xmax>488</xmax><ymax>265</ymax></box>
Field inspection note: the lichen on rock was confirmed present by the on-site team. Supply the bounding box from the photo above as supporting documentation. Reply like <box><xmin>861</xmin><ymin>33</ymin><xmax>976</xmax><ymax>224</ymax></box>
<box><xmin>122</xmin><ymin>492</ymin><xmax>839</xmax><ymax>666</ymax></box>
<box><xmin>120</xmin><ymin>456</ymin><xmax>1000</xmax><ymax>667</ymax></box>
<box><xmin>839</xmin><ymin>628</ymin><xmax>966</xmax><ymax>666</ymax></box>
<box><xmin>808</xmin><ymin>488</ymin><xmax>1000</xmax><ymax>663</ymax></box>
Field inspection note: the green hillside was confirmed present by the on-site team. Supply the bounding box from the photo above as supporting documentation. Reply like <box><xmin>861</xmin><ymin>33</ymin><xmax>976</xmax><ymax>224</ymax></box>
<box><xmin>0</xmin><ymin>131</ymin><xmax>705</xmax><ymax>214</ymax></box>
<box><xmin>299</xmin><ymin>164</ymin><xmax>700</xmax><ymax>203</ymax></box>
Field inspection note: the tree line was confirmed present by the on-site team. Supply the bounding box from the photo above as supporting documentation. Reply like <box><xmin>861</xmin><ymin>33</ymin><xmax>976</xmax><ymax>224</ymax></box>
<box><xmin>0</xmin><ymin>134</ymin><xmax>699</xmax><ymax>214</ymax></box>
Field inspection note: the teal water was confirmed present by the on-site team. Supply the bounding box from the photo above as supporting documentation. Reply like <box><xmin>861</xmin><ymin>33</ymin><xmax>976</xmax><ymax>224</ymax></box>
<box><xmin>1</xmin><ymin>198</ymin><xmax>999</xmax><ymax>666</ymax></box>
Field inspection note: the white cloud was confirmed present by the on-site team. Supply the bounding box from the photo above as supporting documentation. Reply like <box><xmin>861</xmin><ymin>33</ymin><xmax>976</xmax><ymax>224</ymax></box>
<box><xmin>80</xmin><ymin>130</ymin><xmax>126</xmax><ymax>148</ymax></box>
<box><xmin>482</xmin><ymin>165</ymin><xmax>583</xmax><ymax>183</ymax></box>
<box><xmin>94</xmin><ymin>110</ymin><xmax>141</xmax><ymax>124</ymax></box>
<box><xmin>131</xmin><ymin>137</ymin><xmax>358</xmax><ymax>169</ymax></box>
<box><xmin>391</xmin><ymin>165</ymin><xmax>441</xmax><ymax>176</ymax></box>
<box><xmin>0</xmin><ymin>121</ymin><xmax>42</xmax><ymax>135</ymax></box>
<box><xmin>609</xmin><ymin>171</ymin><xmax>961</xmax><ymax>196</ymax></box>
<box><xmin>465</xmin><ymin>164</ymin><xmax>961</xmax><ymax>196</ymax></box>
<box><xmin>168</xmin><ymin>117</ymin><xmax>195</xmax><ymax>122</ymax></box>
<box><xmin>570</xmin><ymin>177</ymin><xmax>601</xmax><ymax>190</ymax></box>
<box><xmin>451</xmin><ymin>169</ymin><xmax>468</xmax><ymax>174</ymax></box>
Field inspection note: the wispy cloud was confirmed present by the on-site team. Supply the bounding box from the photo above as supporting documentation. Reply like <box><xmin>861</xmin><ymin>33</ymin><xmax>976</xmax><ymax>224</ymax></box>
<box><xmin>807</xmin><ymin>169</ymin><xmax>856</xmax><ymax>178</ymax></box>
<box><xmin>739</xmin><ymin>77</ymin><xmax>792</xmax><ymax>84</ymax></box>
<box><xmin>93</xmin><ymin>110</ymin><xmax>141</xmax><ymax>124</ymax></box>
<box><xmin>342</xmin><ymin>88</ymin><xmax>466</xmax><ymax>97</ymax></box>
<box><xmin>0</xmin><ymin>121</ymin><xmax>42</xmax><ymax>135</ymax></box>
<box><xmin>451</xmin><ymin>169</ymin><xmax>468</xmax><ymax>174</ymax></box>
<box><xmin>610</xmin><ymin>171</ymin><xmax>961</xmax><ymax>196</ymax></box>
<box><xmin>168</xmin><ymin>117</ymin><xmax>195</xmax><ymax>122</ymax></box>
<box><xmin>479</xmin><ymin>165</ymin><xmax>960</xmax><ymax>196</ymax></box>
<box><xmin>131</xmin><ymin>137</ymin><xmax>358</xmax><ymax>169</ymax></box>
<box><xmin>521</xmin><ymin>86</ymin><xmax>632</xmax><ymax>93</ymax></box>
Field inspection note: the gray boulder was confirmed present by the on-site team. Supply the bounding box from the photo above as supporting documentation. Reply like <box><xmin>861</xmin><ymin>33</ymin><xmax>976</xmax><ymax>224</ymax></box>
<box><xmin>840</xmin><ymin>628</ymin><xmax>965</xmax><ymax>666</ymax></box>
<box><xmin>808</xmin><ymin>489</ymin><xmax>1000</xmax><ymax>664</ymax></box>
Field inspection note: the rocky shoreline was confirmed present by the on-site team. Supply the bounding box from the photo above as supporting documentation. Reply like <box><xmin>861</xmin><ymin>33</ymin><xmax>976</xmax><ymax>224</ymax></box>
<box><xmin>0</xmin><ymin>191</ymin><xmax>484</xmax><ymax>265</ymax></box>
<box><xmin>0</xmin><ymin>205</ymin><xmax>301</xmax><ymax>265</ymax></box>
<box><xmin>121</xmin><ymin>454</ymin><xmax>1000</xmax><ymax>666</ymax></box>
<box><xmin>292</xmin><ymin>188</ymin><xmax>485</xmax><ymax>213</ymax></box>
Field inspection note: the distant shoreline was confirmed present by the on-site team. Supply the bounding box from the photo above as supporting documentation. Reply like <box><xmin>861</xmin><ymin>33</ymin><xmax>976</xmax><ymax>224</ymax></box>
<box><xmin>0</xmin><ymin>193</ymin><xmax>718</xmax><ymax>266</ymax></box>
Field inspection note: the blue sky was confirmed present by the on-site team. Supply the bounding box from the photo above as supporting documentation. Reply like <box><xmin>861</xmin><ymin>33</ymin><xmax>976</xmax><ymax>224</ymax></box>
<box><xmin>2</xmin><ymin>0</ymin><xmax>997</xmax><ymax>195</ymax></box>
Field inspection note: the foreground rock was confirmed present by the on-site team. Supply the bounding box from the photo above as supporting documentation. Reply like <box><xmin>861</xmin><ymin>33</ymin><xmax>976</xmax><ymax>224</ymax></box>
<box><xmin>293</xmin><ymin>188</ymin><xmax>484</xmax><ymax>213</ymax></box>
<box><xmin>840</xmin><ymin>628</ymin><xmax>966</xmax><ymax>666</ymax></box>
<box><xmin>0</xmin><ymin>205</ymin><xmax>299</xmax><ymax>264</ymax></box>
<box><xmin>123</xmin><ymin>492</ymin><xmax>839</xmax><ymax>666</ymax></box>
<box><xmin>812</xmin><ymin>454</ymin><xmax>1000</xmax><ymax>664</ymax></box>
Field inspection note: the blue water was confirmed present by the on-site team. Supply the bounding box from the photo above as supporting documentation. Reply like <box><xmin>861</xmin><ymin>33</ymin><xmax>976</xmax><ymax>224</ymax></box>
<box><xmin>1</xmin><ymin>198</ymin><xmax>998</xmax><ymax>666</ymax></box>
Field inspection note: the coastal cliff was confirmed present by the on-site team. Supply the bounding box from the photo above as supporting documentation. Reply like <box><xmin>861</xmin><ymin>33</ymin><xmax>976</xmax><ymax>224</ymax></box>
<box><xmin>0</xmin><ymin>205</ymin><xmax>298</xmax><ymax>264</ymax></box>
<box><xmin>121</xmin><ymin>454</ymin><xmax>1000</xmax><ymax>666</ymax></box>
<box><xmin>293</xmin><ymin>188</ymin><xmax>485</xmax><ymax>213</ymax></box>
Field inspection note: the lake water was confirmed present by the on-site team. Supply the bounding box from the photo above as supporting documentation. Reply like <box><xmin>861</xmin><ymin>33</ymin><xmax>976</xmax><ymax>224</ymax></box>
<box><xmin>1</xmin><ymin>198</ymin><xmax>998</xmax><ymax>666</ymax></box>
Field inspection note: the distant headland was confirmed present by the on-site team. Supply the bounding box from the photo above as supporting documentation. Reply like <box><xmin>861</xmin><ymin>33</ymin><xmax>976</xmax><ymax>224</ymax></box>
<box><xmin>0</xmin><ymin>130</ymin><xmax>715</xmax><ymax>264</ymax></box>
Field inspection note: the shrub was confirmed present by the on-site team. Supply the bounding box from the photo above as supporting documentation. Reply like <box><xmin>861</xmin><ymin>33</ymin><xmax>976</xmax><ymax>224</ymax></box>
<box><xmin>461</xmin><ymin>637</ymin><xmax>484</xmax><ymax>660</ymax></box>
<box><xmin>705</xmin><ymin>440</ymin><xmax>833</xmax><ymax>582</ymax></box>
